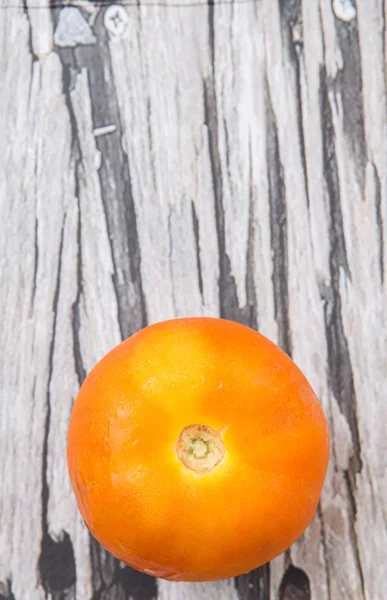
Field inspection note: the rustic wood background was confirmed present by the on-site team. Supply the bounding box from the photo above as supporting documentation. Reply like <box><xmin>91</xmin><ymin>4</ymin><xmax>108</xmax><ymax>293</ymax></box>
<box><xmin>1</xmin><ymin>0</ymin><xmax>386</xmax><ymax>598</ymax></box>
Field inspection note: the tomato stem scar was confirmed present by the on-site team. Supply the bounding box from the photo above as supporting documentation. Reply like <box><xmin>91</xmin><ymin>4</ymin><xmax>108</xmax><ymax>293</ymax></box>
<box><xmin>176</xmin><ymin>424</ymin><xmax>224</xmax><ymax>474</ymax></box>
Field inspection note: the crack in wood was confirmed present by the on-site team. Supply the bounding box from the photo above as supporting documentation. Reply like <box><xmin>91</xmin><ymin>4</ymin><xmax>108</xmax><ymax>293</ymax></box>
<box><xmin>22</xmin><ymin>0</ymin><xmax>39</xmax><ymax>63</ymax></box>
<box><xmin>265</xmin><ymin>77</ymin><xmax>292</xmax><ymax>357</ymax></box>
<box><xmin>344</xmin><ymin>471</ymin><xmax>366</xmax><ymax>600</ymax></box>
<box><xmin>235</xmin><ymin>564</ymin><xmax>270</xmax><ymax>600</ymax></box>
<box><xmin>333</xmin><ymin>17</ymin><xmax>367</xmax><ymax>187</ymax></box>
<box><xmin>0</xmin><ymin>579</ymin><xmax>16</xmax><ymax>600</ymax></box>
<box><xmin>31</xmin><ymin>217</ymin><xmax>39</xmax><ymax>311</ymax></box>
<box><xmin>279</xmin><ymin>565</ymin><xmax>311</xmax><ymax>600</ymax></box>
<box><xmin>319</xmin><ymin>61</ymin><xmax>367</xmax><ymax>600</ymax></box>
<box><xmin>245</xmin><ymin>139</ymin><xmax>258</xmax><ymax>330</ymax></box>
<box><xmin>203</xmin><ymin>60</ymin><xmax>257</xmax><ymax>327</ymax></box>
<box><xmin>72</xmin><ymin>176</ymin><xmax>87</xmax><ymax>387</ymax></box>
<box><xmin>278</xmin><ymin>0</ymin><xmax>302</xmax><ymax>28</ymax></box>
<box><xmin>71</xmin><ymin>25</ymin><xmax>147</xmax><ymax>341</ymax></box>
<box><xmin>278</xmin><ymin>12</ymin><xmax>310</xmax><ymax>212</ymax></box>
<box><xmin>317</xmin><ymin>505</ymin><xmax>332</xmax><ymax>600</ymax></box>
<box><xmin>167</xmin><ymin>206</ymin><xmax>177</xmax><ymax>314</ymax></box>
<box><xmin>59</xmin><ymin>59</ymin><xmax>88</xmax><ymax>387</ymax></box>
<box><xmin>191</xmin><ymin>200</ymin><xmax>204</xmax><ymax>300</ymax></box>
<box><xmin>319</xmin><ymin>65</ymin><xmax>362</xmax><ymax>478</ymax></box>
<box><xmin>38</xmin><ymin>216</ymin><xmax>77</xmax><ymax>597</ymax></box>
<box><xmin>372</xmin><ymin>161</ymin><xmax>385</xmax><ymax>284</ymax></box>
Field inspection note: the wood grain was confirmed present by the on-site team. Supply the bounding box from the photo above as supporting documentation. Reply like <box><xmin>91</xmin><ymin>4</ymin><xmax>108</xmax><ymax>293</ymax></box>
<box><xmin>1</xmin><ymin>1</ymin><xmax>386</xmax><ymax>599</ymax></box>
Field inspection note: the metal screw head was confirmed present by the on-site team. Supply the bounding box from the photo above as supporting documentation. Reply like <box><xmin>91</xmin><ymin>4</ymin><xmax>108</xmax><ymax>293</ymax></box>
<box><xmin>104</xmin><ymin>5</ymin><xmax>129</xmax><ymax>37</ymax></box>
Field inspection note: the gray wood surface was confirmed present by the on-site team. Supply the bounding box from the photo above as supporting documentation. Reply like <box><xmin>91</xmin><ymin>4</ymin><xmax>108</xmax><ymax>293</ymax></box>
<box><xmin>1</xmin><ymin>0</ymin><xmax>386</xmax><ymax>599</ymax></box>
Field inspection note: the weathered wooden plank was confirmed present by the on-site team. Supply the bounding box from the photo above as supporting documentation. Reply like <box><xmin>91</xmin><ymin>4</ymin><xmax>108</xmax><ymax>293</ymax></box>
<box><xmin>1</xmin><ymin>1</ymin><xmax>386</xmax><ymax>599</ymax></box>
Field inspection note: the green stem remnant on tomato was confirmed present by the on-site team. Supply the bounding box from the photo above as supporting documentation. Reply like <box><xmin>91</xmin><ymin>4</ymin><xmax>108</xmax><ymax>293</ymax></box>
<box><xmin>176</xmin><ymin>424</ymin><xmax>225</xmax><ymax>474</ymax></box>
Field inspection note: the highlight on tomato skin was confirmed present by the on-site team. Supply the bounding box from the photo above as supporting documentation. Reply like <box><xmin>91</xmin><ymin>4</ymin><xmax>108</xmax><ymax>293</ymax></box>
<box><xmin>67</xmin><ymin>317</ymin><xmax>330</xmax><ymax>582</ymax></box>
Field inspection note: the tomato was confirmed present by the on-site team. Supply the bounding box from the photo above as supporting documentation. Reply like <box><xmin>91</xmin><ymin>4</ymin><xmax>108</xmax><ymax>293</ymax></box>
<box><xmin>67</xmin><ymin>318</ymin><xmax>329</xmax><ymax>582</ymax></box>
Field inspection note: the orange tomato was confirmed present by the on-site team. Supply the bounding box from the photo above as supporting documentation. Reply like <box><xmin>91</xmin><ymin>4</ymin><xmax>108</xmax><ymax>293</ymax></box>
<box><xmin>67</xmin><ymin>318</ymin><xmax>329</xmax><ymax>582</ymax></box>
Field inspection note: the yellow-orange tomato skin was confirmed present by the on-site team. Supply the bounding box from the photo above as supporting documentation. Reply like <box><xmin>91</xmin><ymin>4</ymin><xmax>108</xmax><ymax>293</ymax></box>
<box><xmin>67</xmin><ymin>318</ymin><xmax>330</xmax><ymax>581</ymax></box>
